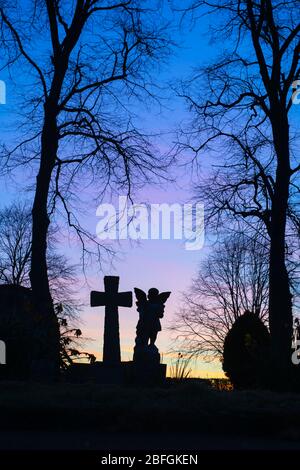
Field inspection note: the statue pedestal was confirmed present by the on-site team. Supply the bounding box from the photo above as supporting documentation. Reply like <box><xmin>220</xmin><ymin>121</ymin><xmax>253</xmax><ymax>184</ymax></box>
<box><xmin>131</xmin><ymin>344</ymin><xmax>166</xmax><ymax>385</ymax></box>
<box><xmin>130</xmin><ymin>361</ymin><xmax>167</xmax><ymax>386</ymax></box>
<box><xmin>133</xmin><ymin>343</ymin><xmax>160</xmax><ymax>364</ymax></box>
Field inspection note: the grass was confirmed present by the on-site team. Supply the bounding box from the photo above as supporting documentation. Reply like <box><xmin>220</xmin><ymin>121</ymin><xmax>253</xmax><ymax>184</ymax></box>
<box><xmin>169</xmin><ymin>353</ymin><xmax>192</xmax><ymax>380</ymax></box>
<box><xmin>0</xmin><ymin>379</ymin><xmax>299</xmax><ymax>441</ymax></box>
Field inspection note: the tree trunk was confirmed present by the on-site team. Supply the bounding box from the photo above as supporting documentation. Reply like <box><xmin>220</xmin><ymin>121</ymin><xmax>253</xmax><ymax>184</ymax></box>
<box><xmin>29</xmin><ymin>105</ymin><xmax>60</xmax><ymax>380</ymax></box>
<box><xmin>269</xmin><ymin>111</ymin><xmax>293</xmax><ymax>375</ymax></box>
<box><xmin>29</xmin><ymin>44</ymin><xmax>70</xmax><ymax>379</ymax></box>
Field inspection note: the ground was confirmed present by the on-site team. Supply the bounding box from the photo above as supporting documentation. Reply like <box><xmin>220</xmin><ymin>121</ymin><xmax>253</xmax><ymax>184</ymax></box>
<box><xmin>0</xmin><ymin>379</ymin><xmax>300</xmax><ymax>450</ymax></box>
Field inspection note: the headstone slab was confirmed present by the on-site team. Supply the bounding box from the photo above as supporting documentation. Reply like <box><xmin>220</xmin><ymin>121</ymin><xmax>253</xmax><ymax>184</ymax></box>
<box><xmin>64</xmin><ymin>360</ymin><xmax>167</xmax><ymax>386</ymax></box>
<box><xmin>0</xmin><ymin>284</ymin><xmax>35</xmax><ymax>380</ymax></box>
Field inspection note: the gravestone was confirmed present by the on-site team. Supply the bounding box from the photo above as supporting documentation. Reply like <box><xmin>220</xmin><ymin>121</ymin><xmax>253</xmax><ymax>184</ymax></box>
<box><xmin>65</xmin><ymin>276</ymin><xmax>133</xmax><ymax>384</ymax></box>
<box><xmin>91</xmin><ymin>276</ymin><xmax>132</xmax><ymax>365</ymax></box>
<box><xmin>0</xmin><ymin>284</ymin><xmax>35</xmax><ymax>380</ymax></box>
<box><xmin>0</xmin><ymin>284</ymin><xmax>62</xmax><ymax>381</ymax></box>
<box><xmin>90</xmin><ymin>276</ymin><xmax>132</xmax><ymax>383</ymax></box>
<box><xmin>65</xmin><ymin>276</ymin><xmax>169</xmax><ymax>386</ymax></box>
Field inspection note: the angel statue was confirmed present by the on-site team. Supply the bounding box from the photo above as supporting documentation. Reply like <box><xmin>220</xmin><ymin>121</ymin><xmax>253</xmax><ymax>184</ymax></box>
<box><xmin>133</xmin><ymin>287</ymin><xmax>171</xmax><ymax>362</ymax></box>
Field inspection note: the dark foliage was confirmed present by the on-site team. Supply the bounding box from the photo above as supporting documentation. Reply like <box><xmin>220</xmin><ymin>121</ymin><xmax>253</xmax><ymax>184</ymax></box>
<box><xmin>223</xmin><ymin>310</ymin><xmax>270</xmax><ymax>389</ymax></box>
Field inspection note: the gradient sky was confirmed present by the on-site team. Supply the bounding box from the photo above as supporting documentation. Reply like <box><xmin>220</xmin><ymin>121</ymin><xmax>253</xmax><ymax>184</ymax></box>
<box><xmin>0</xmin><ymin>4</ymin><xmax>225</xmax><ymax>377</ymax></box>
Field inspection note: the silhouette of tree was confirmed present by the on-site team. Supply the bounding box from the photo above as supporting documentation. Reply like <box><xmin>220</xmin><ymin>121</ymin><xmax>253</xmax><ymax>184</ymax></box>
<box><xmin>171</xmin><ymin>234</ymin><xmax>269</xmax><ymax>360</ymax></box>
<box><xmin>176</xmin><ymin>0</ymin><xmax>300</xmax><ymax>374</ymax></box>
<box><xmin>0</xmin><ymin>1</ymin><xmax>171</xmax><ymax>375</ymax></box>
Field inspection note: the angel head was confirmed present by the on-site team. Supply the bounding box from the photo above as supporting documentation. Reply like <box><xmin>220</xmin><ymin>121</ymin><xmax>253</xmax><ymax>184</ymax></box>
<box><xmin>148</xmin><ymin>288</ymin><xmax>159</xmax><ymax>302</ymax></box>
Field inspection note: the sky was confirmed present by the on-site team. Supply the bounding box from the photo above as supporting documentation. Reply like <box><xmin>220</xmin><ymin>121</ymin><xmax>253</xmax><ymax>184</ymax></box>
<box><xmin>0</xmin><ymin>2</ymin><xmax>225</xmax><ymax>378</ymax></box>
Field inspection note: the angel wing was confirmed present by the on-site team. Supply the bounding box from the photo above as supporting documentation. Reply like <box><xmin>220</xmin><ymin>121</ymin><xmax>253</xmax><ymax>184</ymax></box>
<box><xmin>157</xmin><ymin>291</ymin><xmax>171</xmax><ymax>304</ymax></box>
<box><xmin>134</xmin><ymin>287</ymin><xmax>147</xmax><ymax>304</ymax></box>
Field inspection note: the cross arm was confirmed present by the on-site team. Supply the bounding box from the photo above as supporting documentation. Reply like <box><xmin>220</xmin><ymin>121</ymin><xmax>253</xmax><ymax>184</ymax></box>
<box><xmin>90</xmin><ymin>291</ymin><xmax>107</xmax><ymax>307</ymax></box>
<box><xmin>90</xmin><ymin>290</ymin><xmax>132</xmax><ymax>307</ymax></box>
<box><xmin>117</xmin><ymin>291</ymin><xmax>133</xmax><ymax>308</ymax></box>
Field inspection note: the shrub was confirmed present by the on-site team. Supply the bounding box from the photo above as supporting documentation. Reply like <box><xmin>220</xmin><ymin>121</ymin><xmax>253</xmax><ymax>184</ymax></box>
<box><xmin>223</xmin><ymin>310</ymin><xmax>270</xmax><ymax>389</ymax></box>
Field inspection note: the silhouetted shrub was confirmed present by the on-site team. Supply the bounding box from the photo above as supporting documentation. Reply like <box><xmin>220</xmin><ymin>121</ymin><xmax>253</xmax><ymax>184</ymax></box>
<box><xmin>223</xmin><ymin>310</ymin><xmax>270</xmax><ymax>389</ymax></box>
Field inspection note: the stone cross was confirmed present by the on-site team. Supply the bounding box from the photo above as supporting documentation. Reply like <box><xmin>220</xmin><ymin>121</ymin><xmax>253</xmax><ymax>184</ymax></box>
<box><xmin>90</xmin><ymin>276</ymin><xmax>132</xmax><ymax>364</ymax></box>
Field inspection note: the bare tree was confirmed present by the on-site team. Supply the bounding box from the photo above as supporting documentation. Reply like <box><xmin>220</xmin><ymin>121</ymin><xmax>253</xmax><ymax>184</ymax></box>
<box><xmin>176</xmin><ymin>0</ymin><xmax>300</xmax><ymax>372</ymax></box>
<box><xmin>0</xmin><ymin>202</ymin><xmax>77</xmax><ymax>307</ymax></box>
<box><xmin>0</xmin><ymin>203</ymin><xmax>31</xmax><ymax>286</ymax></box>
<box><xmin>171</xmin><ymin>234</ymin><xmax>269</xmax><ymax>361</ymax></box>
<box><xmin>0</xmin><ymin>1</ymin><xmax>171</xmax><ymax>375</ymax></box>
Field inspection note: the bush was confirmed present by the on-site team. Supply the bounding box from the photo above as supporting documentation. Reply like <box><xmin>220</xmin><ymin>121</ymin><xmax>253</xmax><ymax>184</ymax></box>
<box><xmin>223</xmin><ymin>310</ymin><xmax>270</xmax><ymax>389</ymax></box>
